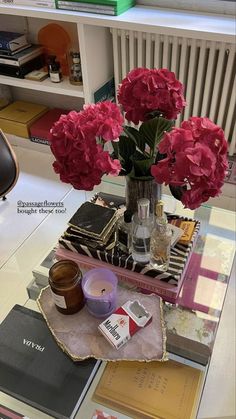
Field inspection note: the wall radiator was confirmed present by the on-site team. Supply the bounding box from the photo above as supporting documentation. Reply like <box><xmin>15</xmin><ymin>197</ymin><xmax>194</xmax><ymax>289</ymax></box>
<box><xmin>111</xmin><ymin>28</ymin><xmax>236</xmax><ymax>155</ymax></box>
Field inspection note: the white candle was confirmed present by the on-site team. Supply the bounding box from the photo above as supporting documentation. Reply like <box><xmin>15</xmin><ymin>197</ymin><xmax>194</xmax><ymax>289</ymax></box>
<box><xmin>85</xmin><ymin>278</ymin><xmax>114</xmax><ymax>297</ymax></box>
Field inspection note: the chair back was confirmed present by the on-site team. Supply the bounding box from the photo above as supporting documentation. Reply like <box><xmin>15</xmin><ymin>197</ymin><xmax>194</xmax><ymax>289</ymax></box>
<box><xmin>0</xmin><ymin>129</ymin><xmax>19</xmax><ymax>198</ymax></box>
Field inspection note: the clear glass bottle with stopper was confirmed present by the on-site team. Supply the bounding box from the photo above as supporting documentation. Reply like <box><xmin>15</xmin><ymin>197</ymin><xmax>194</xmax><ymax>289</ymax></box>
<box><xmin>150</xmin><ymin>200</ymin><xmax>172</xmax><ymax>271</ymax></box>
<box><xmin>131</xmin><ymin>198</ymin><xmax>153</xmax><ymax>264</ymax></box>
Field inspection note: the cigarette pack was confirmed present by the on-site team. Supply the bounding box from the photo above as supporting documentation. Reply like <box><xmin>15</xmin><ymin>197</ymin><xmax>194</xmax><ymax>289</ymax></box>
<box><xmin>98</xmin><ymin>300</ymin><xmax>152</xmax><ymax>350</ymax></box>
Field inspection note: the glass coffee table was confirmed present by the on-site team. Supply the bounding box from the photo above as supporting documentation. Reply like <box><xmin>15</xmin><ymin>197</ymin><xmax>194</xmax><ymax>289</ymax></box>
<box><xmin>0</xmin><ymin>179</ymin><xmax>235</xmax><ymax>419</ymax></box>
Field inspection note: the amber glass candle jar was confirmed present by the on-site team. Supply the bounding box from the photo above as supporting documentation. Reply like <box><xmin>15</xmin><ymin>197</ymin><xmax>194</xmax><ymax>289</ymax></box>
<box><xmin>49</xmin><ymin>259</ymin><xmax>84</xmax><ymax>315</ymax></box>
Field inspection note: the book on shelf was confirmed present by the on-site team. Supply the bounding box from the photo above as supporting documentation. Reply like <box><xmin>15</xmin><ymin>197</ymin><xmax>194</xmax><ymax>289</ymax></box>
<box><xmin>0</xmin><ymin>0</ymin><xmax>55</xmax><ymax>6</ymax></box>
<box><xmin>0</xmin><ymin>45</ymin><xmax>43</xmax><ymax>67</ymax></box>
<box><xmin>0</xmin><ymin>304</ymin><xmax>101</xmax><ymax>419</ymax></box>
<box><xmin>0</xmin><ymin>31</ymin><xmax>28</xmax><ymax>52</ymax></box>
<box><xmin>0</xmin><ymin>55</ymin><xmax>44</xmax><ymax>79</ymax></box>
<box><xmin>0</xmin><ymin>100</ymin><xmax>48</xmax><ymax>138</ymax></box>
<box><xmin>24</xmin><ymin>68</ymin><xmax>49</xmax><ymax>81</ymax></box>
<box><xmin>56</xmin><ymin>0</ymin><xmax>135</xmax><ymax>15</ymax></box>
<box><xmin>0</xmin><ymin>43</ymin><xmax>32</xmax><ymax>56</ymax></box>
<box><xmin>93</xmin><ymin>359</ymin><xmax>204</xmax><ymax>419</ymax></box>
<box><xmin>29</xmin><ymin>108</ymin><xmax>69</xmax><ymax>146</ymax></box>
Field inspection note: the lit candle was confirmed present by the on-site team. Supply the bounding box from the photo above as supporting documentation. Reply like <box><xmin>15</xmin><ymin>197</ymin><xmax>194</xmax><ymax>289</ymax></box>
<box><xmin>81</xmin><ymin>268</ymin><xmax>118</xmax><ymax>318</ymax></box>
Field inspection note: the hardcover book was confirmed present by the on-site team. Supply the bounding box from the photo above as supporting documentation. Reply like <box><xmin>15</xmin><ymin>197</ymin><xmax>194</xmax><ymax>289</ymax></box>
<box><xmin>0</xmin><ymin>55</ymin><xmax>44</xmax><ymax>79</ymax></box>
<box><xmin>0</xmin><ymin>100</ymin><xmax>48</xmax><ymax>138</ymax></box>
<box><xmin>29</xmin><ymin>108</ymin><xmax>69</xmax><ymax>144</ymax></box>
<box><xmin>0</xmin><ymin>31</ymin><xmax>28</xmax><ymax>52</ymax></box>
<box><xmin>0</xmin><ymin>43</ymin><xmax>32</xmax><ymax>56</ymax></box>
<box><xmin>0</xmin><ymin>45</ymin><xmax>43</xmax><ymax>67</ymax></box>
<box><xmin>0</xmin><ymin>305</ymin><xmax>101</xmax><ymax>419</ymax></box>
<box><xmin>0</xmin><ymin>0</ymin><xmax>56</xmax><ymax>7</ymax></box>
<box><xmin>56</xmin><ymin>0</ymin><xmax>135</xmax><ymax>15</ymax></box>
<box><xmin>93</xmin><ymin>360</ymin><xmax>204</xmax><ymax>419</ymax></box>
<box><xmin>164</xmin><ymin>304</ymin><xmax>218</xmax><ymax>365</ymax></box>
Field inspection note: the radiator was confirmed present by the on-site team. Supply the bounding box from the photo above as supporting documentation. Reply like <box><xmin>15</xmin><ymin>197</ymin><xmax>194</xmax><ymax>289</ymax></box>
<box><xmin>111</xmin><ymin>28</ymin><xmax>236</xmax><ymax>155</ymax></box>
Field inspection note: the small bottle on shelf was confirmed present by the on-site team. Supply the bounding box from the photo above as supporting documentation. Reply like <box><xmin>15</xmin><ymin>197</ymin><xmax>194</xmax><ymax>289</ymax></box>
<box><xmin>48</xmin><ymin>55</ymin><xmax>62</xmax><ymax>83</ymax></box>
<box><xmin>150</xmin><ymin>200</ymin><xmax>172</xmax><ymax>271</ymax></box>
<box><xmin>69</xmin><ymin>50</ymin><xmax>83</xmax><ymax>85</ymax></box>
<box><xmin>117</xmin><ymin>209</ymin><xmax>132</xmax><ymax>253</ymax></box>
<box><xmin>131</xmin><ymin>198</ymin><xmax>153</xmax><ymax>264</ymax></box>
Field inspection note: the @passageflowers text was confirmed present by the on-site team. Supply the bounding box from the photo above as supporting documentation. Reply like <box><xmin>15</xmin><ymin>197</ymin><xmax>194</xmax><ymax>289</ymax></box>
<box><xmin>17</xmin><ymin>200</ymin><xmax>66</xmax><ymax>215</ymax></box>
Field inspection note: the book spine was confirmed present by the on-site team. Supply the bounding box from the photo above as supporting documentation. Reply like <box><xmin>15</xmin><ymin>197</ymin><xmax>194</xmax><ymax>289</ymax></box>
<box><xmin>0</xmin><ymin>50</ymin><xmax>43</xmax><ymax>66</ymax></box>
<box><xmin>0</xmin><ymin>56</ymin><xmax>43</xmax><ymax>78</ymax></box>
<box><xmin>18</xmin><ymin>50</ymin><xmax>43</xmax><ymax>66</ymax></box>
<box><xmin>56</xmin><ymin>246</ymin><xmax>178</xmax><ymax>302</ymax></box>
<box><xmin>0</xmin><ymin>56</ymin><xmax>19</xmax><ymax>66</ymax></box>
<box><xmin>58</xmin><ymin>0</ymin><xmax>113</xmax><ymax>9</ymax></box>
<box><xmin>56</xmin><ymin>2</ymin><xmax>115</xmax><ymax>14</ymax></box>
<box><xmin>57</xmin><ymin>0</ymin><xmax>117</xmax><ymax>5</ymax></box>
<box><xmin>30</xmin><ymin>136</ymin><xmax>50</xmax><ymax>145</ymax></box>
<box><xmin>0</xmin><ymin>0</ymin><xmax>55</xmax><ymax>6</ymax></box>
<box><xmin>0</xmin><ymin>36</ymin><xmax>27</xmax><ymax>52</ymax></box>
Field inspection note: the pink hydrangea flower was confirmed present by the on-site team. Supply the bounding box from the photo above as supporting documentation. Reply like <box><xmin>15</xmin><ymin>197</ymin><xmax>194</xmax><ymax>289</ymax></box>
<box><xmin>50</xmin><ymin>102</ymin><xmax>124</xmax><ymax>190</ymax></box>
<box><xmin>118</xmin><ymin>67</ymin><xmax>186</xmax><ymax>124</ymax></box>
<box><xmin>151</xmin><ymin>117</ymin><xmax>228</xmax><ymax>210</ymax></box>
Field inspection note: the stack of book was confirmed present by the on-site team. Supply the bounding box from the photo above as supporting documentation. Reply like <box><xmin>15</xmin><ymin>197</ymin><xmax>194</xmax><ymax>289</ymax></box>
<box><xmin>0</xmin><ymin>31</ymin><xmax>44</xmax><ymax>78</ymax></box>
<box><xmin>0</xmin><ymin>0</ymin><xmax>55</xmax><ymax>8</ymax></box>
<box><xmin>55</xmin><ymin>0</ymin><xmax>135</xmax><ymax>16</ymax></box>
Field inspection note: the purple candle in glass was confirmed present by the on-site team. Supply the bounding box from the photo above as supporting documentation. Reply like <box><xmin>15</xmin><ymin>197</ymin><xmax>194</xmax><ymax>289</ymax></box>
<box><xmin>81</xmin><ymin>268</ymin><xmax>118</xmax><ymax>318</ymax></box>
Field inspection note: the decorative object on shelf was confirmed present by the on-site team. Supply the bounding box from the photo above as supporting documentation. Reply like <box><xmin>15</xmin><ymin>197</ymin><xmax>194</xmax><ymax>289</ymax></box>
<box><xmin>38</xmin><ymin>23</ymin><xmax>71</xmax><ymax>76</ymax></box>
<box><xmin>49</xmin><ymin>67</ymin><xmax>228</xmax><ymax>210</ymax></box>
<box><xmin>68</xmin><ymin>50</ymin><xmax>83</xmax><ymax>85</ymax></box>
<box><xmin>81</xmin><ymin>268</ymin><xmax>118</xmax><ymax>318</ymax></box>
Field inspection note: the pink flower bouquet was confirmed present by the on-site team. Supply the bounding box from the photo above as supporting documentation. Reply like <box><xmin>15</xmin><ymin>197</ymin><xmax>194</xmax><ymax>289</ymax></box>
<box><xmin>50</xmin><ymin>67</ymin><xmax>228</xmax><ymax>209</ymax></box>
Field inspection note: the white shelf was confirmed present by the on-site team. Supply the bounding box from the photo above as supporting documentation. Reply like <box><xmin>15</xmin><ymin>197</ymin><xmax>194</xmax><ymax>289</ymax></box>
<box><xmin>0</xmin><ymin>4</ymin><xmax>235</xmax><ymax>42</ymax></box>
<box><xmin>0</xmin><ymin>74</ymin><xmax>84</xmax><ymax>98</ymax></box>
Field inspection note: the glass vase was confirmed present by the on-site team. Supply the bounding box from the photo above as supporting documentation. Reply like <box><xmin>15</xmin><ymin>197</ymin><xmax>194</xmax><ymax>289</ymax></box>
<box><xmin>125</xmin><ymin>176</ymin><xmax>162</xmax><ymax>215</ymax></box>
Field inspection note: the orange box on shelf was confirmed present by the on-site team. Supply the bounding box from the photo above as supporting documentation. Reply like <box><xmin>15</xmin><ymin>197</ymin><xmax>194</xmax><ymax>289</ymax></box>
<box><xmin>0</xmin><ymin>100</ymin><xmax>48</xmax><ymax>138</ymax></box>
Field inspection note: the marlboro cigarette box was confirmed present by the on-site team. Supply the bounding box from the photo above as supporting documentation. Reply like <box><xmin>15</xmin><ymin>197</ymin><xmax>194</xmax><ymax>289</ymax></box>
<box><xmin>98</xmin><ymin>300</ymin><xmax>152</xmax><ymax>350</ymax></box>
